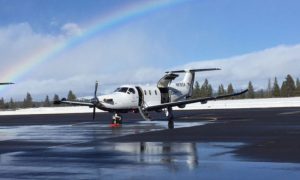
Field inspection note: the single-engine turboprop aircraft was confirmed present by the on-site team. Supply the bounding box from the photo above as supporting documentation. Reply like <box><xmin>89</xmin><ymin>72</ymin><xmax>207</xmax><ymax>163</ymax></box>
<box><xmin>55</xmin><ymin>68</ymin><xmax>248</xmax><ymax>129</ymax></box>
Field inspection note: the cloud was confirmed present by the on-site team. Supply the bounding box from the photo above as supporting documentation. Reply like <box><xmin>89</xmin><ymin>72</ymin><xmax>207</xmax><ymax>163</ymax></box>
<box><xmin>61</xmin><ymin>23</ymin><xmax>82</xmax><ymax>36</ymax></box>
<box><xmin>0</xmin><ymin>23</ymin><xmax>60</xmax><ymax>67</ymax></box>
<box><xmin>0</xmin><ymin>23</ymin><xmax>168</xmax><ymax>100</ymax></box>
<box><xmin>181</xmin><ymin>44</ymin><xmax>300</xmax><ymax>90</ymax></box>
<box><xmin>0</xmin><ymin>22</ymin><xmax>299</xmax><ymax>100</ymax></box>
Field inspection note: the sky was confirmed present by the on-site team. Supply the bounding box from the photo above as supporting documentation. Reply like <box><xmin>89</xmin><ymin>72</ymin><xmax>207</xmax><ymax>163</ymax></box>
<box><xmin>0</xmin><ymin>0</ymin><xmax>300</xmax><ymax>100</ymax></box>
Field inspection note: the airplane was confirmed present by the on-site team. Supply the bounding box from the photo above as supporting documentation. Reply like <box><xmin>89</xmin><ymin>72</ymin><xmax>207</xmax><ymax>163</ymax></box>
<box><xmin>54</xmin><ymin>68</ymin><xmax>248</xmax><ymax>129</ymax></box>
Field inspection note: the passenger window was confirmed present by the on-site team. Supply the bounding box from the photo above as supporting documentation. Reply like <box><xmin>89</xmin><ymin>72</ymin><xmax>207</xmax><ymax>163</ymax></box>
<box><xmin>155</xmin><ymin>90</ymin><xmax>157</xmax><ymax>95</ymax></box>
<box><xmin>149</xmin><ymin>90</ymin><xmax>151</xmax><ymax>95</ymax></box>
<box><xmin>129</xmin><ymin>88</ymin><xmax>135</xmax><ymax>94</ymax></box>
<box><xmin>144</xmin><ymin>90</ymin><xmax>147</xmax><ymax>95</ymax></box>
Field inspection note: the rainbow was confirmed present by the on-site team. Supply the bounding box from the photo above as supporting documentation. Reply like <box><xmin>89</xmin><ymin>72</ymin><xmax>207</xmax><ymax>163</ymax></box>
<box><xmin>0</xmin><ymin>0</ymin><xmax>186</xmax><ymax>91</ymax></box>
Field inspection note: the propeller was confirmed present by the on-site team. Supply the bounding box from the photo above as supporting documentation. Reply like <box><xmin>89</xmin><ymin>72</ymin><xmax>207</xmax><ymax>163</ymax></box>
<box><xmin>91</xmin><ymin>81</ymin><xmax>99</xmax><ymax>120</ymax></box>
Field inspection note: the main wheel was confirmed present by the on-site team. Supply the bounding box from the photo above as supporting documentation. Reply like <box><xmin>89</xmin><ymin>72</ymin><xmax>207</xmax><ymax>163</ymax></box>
<box><xmin>168</xmin><ymin>120</ymin><xmax>174</xmax><ymax>129</ymax></box>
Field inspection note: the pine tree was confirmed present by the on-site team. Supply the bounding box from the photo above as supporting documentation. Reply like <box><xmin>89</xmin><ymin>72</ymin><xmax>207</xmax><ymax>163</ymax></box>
<box><xmin>247</xmin><ymin>81</ymin><xmax>255</xmax><ymax>99</ymax></box>
<box><xmin>53</xmin><ymin>94</ymin><xmax>60</xmax><ymax>101</ymax></box>
<box><xmin>281</xmin><ymin>74</ymin><xmax>296</xmax><ymax>97</ymax></box>
<box><xmin>218</xmin><ymin>84</ymin><xmax>225</xmax><ymax>96</ymax></box>
<box><xmin>9</xmin><ymin>98</ymin><xmax>16</xmax><ymax>109</ymax></box>
<box><xmin>295</xmin><ymin>78</ymin><xmax>300</xmax><ymax>96</ymax></box>
<box><xmin>227</xmin><ymin>83</ymin><xmax>234</xmax><ymax>94</ymax></box>
<box><xmin>67</xmin><ymin>90</ymin><xmax>77</xmax><ymax>101</ymax></box>
<box><xmin>0</xmin><ymin>98</ymin><xmax>5</xmax><ymax>109</ymax></box>
<box><xmin>227</xmin><ymin>83</ymin><xmax>234</xmax><ymax>99</ymax></box>
<box><xmin>267</xmin><ymin>78</ymin><xmax>272</xmax><ymax>98</ymax></box>
<box><xmin>272</xmin><ymin>77</ymin><xmax>280</xmax><ymax>97</ymax></box>
<box><xmin>44</xmin><ymin>95</ymin><xmax>51</xmax><ymax>107</ymax></box>
<box><xmin>192</xmin><ymin>81</ymin><xmax>201</xmax><ymax>98</ymax></box>
<box><xmin>208</xmin><ymin>84</ymin><xmax>213</xmax><ymax>97</ymax></box>
<box><xmin>200</xmin><ymin>79</ymin><xmax>208</xmax><ymax>97</ymax></box>
<box><xmin>23</xmin><ymin>92</ymin><xmax>33</xmax><ymax>108</ymax></box>
<box><xmin>281</xmin><ymin>81</ymin><xmax>287</xmax><ymax>97</ymax></box>
<box><xmin>200</xmin><ymin>79</ymin><xmax>213</xmax><ymax>97</ymax></box>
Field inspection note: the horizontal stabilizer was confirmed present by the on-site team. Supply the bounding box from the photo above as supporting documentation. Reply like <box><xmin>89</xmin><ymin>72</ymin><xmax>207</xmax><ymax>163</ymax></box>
<box><xmin>166</xmin><ymin>68</ymin><xmax>221</xmax><ymax>74</ymax></box>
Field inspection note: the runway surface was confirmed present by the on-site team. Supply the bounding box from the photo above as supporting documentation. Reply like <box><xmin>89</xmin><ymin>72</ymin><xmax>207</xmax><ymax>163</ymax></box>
<box><xmin>0</xmin><ymin>107</ymin><xmax>300</xmax><ymax>179</ymax></box>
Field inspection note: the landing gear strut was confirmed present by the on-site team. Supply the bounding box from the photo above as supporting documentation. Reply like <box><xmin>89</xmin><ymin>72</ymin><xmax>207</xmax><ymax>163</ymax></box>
<box><xmin>166</xmin><ymin>107</ymin><xmax>174</xmax><ymax>129</ymax></box>
<box><xmin>111</xmin><ymin>113</ymin><xmax>122</xmax><ymax>127</ymax></box>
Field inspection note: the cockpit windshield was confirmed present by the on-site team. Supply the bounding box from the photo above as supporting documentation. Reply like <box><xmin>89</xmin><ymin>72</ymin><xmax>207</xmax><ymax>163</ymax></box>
<box><xmin>114</xmin><ymin>87</ymin><xmax>128</xmax><ymax>93</ymax></box>
<box><xmin>113</xmin><ymin>87</ymin><xmax>135</xmax><ymax>94</ymax></box>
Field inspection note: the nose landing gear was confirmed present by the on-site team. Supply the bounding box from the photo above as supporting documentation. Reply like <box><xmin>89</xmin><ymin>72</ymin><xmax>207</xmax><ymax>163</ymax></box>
<box><xmin>110</xmin><ymin>113</ymin><xmax>122</xmax><ymax>128</ymax></box>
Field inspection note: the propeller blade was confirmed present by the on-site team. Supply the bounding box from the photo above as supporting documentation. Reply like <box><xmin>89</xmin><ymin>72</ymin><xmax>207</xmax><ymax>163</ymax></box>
<box><xmin>92</xmin><ymin>81</ymin><xmax>99</xmax><ymax>120</ymax></box>
<box><xmin>93</xmin><ymin>106</ymin><xmax>96</xmax><ymax>120</ymax></box>
<box><xmin>94</xmin><ymin>81</ymin><xmax>98</xmax><ymax>97</ymax></box>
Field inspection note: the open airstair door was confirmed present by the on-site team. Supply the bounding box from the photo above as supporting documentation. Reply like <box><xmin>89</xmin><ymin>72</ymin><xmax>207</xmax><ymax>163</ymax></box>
<box><xmin>157</xmin><ymin>73</ymin><xmax>179</xmax><ymax>103</ymax></box>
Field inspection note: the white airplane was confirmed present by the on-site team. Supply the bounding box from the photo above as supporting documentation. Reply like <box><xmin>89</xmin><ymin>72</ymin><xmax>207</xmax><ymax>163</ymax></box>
<box><xmin>55</xmin><ymin>68</ymin><xmax>247</xmax><ymax>129</ymax></box>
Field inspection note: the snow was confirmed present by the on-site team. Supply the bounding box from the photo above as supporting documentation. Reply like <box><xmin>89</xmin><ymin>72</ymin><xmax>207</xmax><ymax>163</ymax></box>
<box><xmin>0</xmin><ymin>97</ymin><xmax>299</xmax><ymax>116</ymax></box>
<box><xmin>174</xmin><ymin>97</ymin><xmax>300</xmax><ymax>110</ymax></box>
<box><xmin>0</xmin><ymin>106</ymin><xmax>102</xmax><ymax>116</ymax></box>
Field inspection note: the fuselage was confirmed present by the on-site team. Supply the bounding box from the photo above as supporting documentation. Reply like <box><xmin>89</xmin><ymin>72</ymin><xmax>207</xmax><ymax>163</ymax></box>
<box><xmin>96</xmin><ymin>82</ymin><xmax>191</xmax><ymax>113</ymax></box>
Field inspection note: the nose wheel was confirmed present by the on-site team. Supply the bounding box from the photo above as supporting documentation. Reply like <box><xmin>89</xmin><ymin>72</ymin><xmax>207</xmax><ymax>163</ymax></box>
<box><xmin>168</xmin><ymin>118</ymin><xmax>174</xmax><ymax>129</ymax></box>
<box><xmin>111</xmin><ymin>113</ymin><xmax>122</xmax><ymax>128</ymax></box>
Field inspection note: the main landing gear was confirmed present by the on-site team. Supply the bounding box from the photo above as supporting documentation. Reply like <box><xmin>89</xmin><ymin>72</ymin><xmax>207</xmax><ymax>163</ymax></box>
<box><xmin>110</xmin><ymin>113</ymin><xmax>122</xmax><ymax>128</ymax></box>
<box><xmin>166</xmin><ymin>107</ymin><xmax>174</xmax><ymax>129</ymax></box>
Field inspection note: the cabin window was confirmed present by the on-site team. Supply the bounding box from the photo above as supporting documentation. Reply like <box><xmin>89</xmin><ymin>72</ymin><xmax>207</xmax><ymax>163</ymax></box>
<box><xmin>155</xmin><ymin>90</ymin><xmax>157</xmax><ymax>95</ymax></box>
<box><xmin>128</xmin><ymin>88</ymin><xmax>135</xmax><ymax>94</ymax></box>
<box><xmin>149</xmin><ymin>90</ymin><xmax>151</xmax><ymax>95</ymax></box>
<box><xmin>144</xmin><ymin>90</ymin><xmax>147</xmax><ymax>95</ymax></box>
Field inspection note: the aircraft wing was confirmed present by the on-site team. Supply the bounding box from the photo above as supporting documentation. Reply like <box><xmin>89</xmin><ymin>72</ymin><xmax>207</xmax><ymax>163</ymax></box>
<box><xmin>54</xmin><ymin>99</ymin><xmax>94</xmax><ymax>107</ymax></box>
<box><xmin>0</xmin><ymin>82</ymin><xmax>14</xmax><ymax>85</ymax></box>
<box><xmin>144</xmin><ymin>89</ymin><xmax>248</xmax><ymax>111</ymax></box>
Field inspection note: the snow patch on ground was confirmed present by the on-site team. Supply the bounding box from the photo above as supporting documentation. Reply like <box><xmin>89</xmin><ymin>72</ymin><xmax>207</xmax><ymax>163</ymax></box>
<box><xmin>0</xmin><ymin>106</ymin><xmax>103</xmax><ymax>116</ymax></box>
<box><xmin>0</xmin><ymin>97</ymin><xmax>299</xmax><ymax>116</ymax></box>
<box><xmin>174</xmin><ymin>97</ymin><xmax>300</xmax><ymax>110</ymax></box>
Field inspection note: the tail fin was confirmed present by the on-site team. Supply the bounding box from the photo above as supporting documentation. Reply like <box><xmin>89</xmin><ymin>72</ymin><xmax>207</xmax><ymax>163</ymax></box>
<box><xmin>168</xmin><ymin>68</ymin><xmax>220</xmax><ymax>98</ymax></box>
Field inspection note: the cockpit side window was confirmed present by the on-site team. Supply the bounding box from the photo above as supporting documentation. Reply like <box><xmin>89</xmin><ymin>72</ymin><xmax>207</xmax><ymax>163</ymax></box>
<box><xmin>129</xmin><ymin>88</ymin><xmax>135</xmax><ymax>94</ymax></box>
<box><xmin>114</xmin><ymin>88</ymin><xmax>120</xmax><ymax>92</ymax></box>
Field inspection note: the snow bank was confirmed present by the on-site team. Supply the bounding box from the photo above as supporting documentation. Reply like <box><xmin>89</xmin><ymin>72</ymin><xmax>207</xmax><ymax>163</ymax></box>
<box><xmin>0</xmin><ymin>106</ymin><xmax>103</xmax><ymax>116</ymax></box>
<box><xmin>0</xmin><ymin>97</ymin><xmax>299</xmax><ymax>116</ymax></box>
<box><xmin>175</xmin><ymin>97</ymin><xmax>300</xmax><ymax>110</ymax></box>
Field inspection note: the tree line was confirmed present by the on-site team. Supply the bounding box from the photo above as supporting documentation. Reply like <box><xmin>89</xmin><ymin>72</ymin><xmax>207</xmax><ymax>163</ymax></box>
<box><xmin>192</xmin><ymin>74</ymin><xmax>300</xmax><ymax>99</ymax></box>
<box><xmin>0</xmin><ymin>90</ymin><xmax>76</xmax><ymax>110</ymax></box>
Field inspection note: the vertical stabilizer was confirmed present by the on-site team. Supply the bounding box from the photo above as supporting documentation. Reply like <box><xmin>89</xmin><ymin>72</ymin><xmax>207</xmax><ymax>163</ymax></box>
<box><xmin>182</xmin><ymin>70</ymin><xmax>195</xmax><ymax>98</ymax></box>
<box><xmin>167</xmin><ymin>68</ymin><xmax>220</xmax><ymax>99</ymax></box>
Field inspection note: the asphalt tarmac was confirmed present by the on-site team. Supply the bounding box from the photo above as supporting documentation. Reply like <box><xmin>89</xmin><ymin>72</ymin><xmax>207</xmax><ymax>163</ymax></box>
<box><xmin>0</xmin><ymin>107</ymin><xmax>300</xmax><ymax>179</ymax></box>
